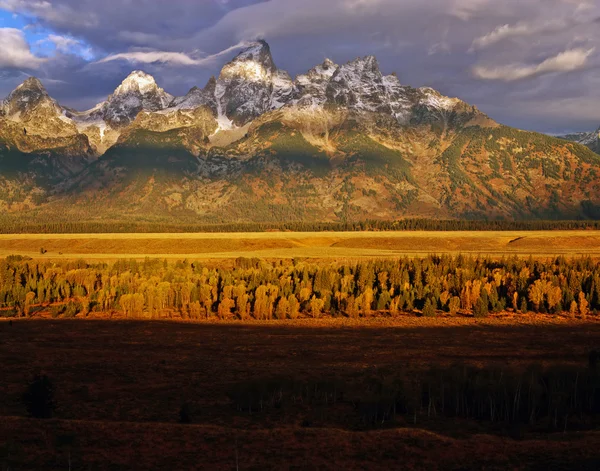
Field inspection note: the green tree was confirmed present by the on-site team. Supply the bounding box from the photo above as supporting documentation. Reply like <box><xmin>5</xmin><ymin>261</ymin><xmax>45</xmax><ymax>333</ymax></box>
<box><xmin>422</xmin><ymin>298</ymin><xmax>436</xmax><ymax>317</ymax></box>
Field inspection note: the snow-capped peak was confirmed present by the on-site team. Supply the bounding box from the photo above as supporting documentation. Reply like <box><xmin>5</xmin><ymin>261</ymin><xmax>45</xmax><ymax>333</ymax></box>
<box><xmin>99</xmin><ymin>70</ymin><xmax>174</xmax><ymax>127</ymax></box>
<box><xmin>214</xmin><ymin>40</ymin><xmax>279</xmax><ymax>127</ymax></box>
<box><xmin>19</xmin><ymin>76</ymin><xmax>46</xmax><ymax>91</ymax></box>
<box><xmin>219</xmin><ymin>41</ymin><xmax>276</xmax><ymax>83</ymax></box>
<box><xmin>114</xmin><ymin>70</ymin><xmax>160</xmax><ymax>96</ymax></box>
<box><xmin>230</xmin><ymin>40</ymin><xmax>276</xmax><ymax>72</ymax></box>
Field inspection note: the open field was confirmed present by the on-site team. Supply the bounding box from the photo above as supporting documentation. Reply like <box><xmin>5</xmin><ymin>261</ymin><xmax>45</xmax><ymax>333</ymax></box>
<box><xmin>0</xmin><ymin>230</ymin><xmax>599</xmax><ymax>260</ymax></box>
<box><xmin>1</xmin><ymin>319</ymin><xmax>600</xmax><ymax>469</ymax></box>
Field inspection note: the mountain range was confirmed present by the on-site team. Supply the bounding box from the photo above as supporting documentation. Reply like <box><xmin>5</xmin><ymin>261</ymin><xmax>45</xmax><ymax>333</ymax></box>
<box><xmin>1</xmin><ymin>40</ymin><xmax>600</xmax><ymax>224</ymax></box>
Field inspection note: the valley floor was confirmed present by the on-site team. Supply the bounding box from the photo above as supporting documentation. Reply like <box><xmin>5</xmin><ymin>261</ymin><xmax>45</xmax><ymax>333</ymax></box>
<box><xmin>1</xmin><ymin>319</ymin><xmax>599</xmax><ymax>469</ymax></box>
<box><xmin>0</xmin><ymin>230</ymin><xmax>599</xmax><ymax>260</ymax></box>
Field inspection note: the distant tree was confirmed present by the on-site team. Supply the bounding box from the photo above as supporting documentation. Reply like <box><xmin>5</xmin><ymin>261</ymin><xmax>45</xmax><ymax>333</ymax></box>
<box><xmin>376</xmin><ymin>290</ymin><xmax>391</xmax><ymax>311</ymax></box>
<box><xmin>547</xmin><ymin>286</ymin><xmax>562</xmax><ymax>313</ymax></box>
<box><xmin>218</xmin><ymin>297</ymin><xmax>235</xmax><ymax>319</ymax></box>
<box><xmin>473</xmin><ymin>296</ymin><xmax>489</xmax><ymax>318</ymax></box>
<box><xmin>422</xmin><ymin>298</ymin><xmax>436</xmax><ymax>317</ymax></box>
<box><xmin>23</xmin><ymin>374</ymin><xmax>55</xmax><ymax>419</ymax></box>
<box><xmin>520</xmin><ymin>298</ymin><xmax>529</xmax><ymax>314</ymax></box>
<box><xmin>449</xmin><ymin>296</ymin><xmax>461</xmax><ymax>316</ymax></box>
<box><xmin>24</xmin><ymin>292</ymin><xmax>36</xmax><ymax>317</ymax></box>
<box><xmin>275</xmin><ymin>296</ymin><xmax>290</xmax><ymax>320</ymax></box>
<box><xmin>528</xmin><ymin>280</ymin><xmax>545</xmax><ymax>312</ymax></box>
<box><xmin>439</xmin><ymin>291</ymin><xmax>451</xmax><ymax>310</ymax></box>
<box><xmin>570</xmin><ymin>300</ymin><xmax>579</xmax><ymax>318</ymax></box>
<box><xmin>579</xmin><ymin>292</ymin><xmax>589</xmax><ymax>319</ymax></box>
<box><xmin>309</xmin><ymin>295</ymin><xmax>325</xmax><ymax>318</ymax></box>
<box><xmin>288</xmin><ymin>294</ymin><xmax>300</xmax><ymax>319</ymax></box>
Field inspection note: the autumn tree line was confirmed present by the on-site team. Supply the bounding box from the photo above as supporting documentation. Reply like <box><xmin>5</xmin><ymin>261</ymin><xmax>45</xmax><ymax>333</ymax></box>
<box><xmin>0</xmin><ymin>217</ymin><xmax>600</xmax><ymax>234</ymax></box>
<box><xmin>1</xmin><ymin>255</ymin><xmax>600</xmax><ymax>320</ymax></box>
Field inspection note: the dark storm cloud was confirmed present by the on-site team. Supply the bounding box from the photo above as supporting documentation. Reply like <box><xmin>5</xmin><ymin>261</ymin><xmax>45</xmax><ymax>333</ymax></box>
<box><xmin>0</xmin><ymin>0</ymin><xmax>599</xmax><ymax>133</ymax></box>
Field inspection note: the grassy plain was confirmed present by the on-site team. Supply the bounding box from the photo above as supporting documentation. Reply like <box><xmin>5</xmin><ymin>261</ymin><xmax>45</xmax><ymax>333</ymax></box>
<box><xmin>1</xmin><ymin>319</ymin><xmax>600</xmax><ymax>469</ymax></box>
<box><xmin>2</xmin><ymin>230</ymin><xmax>600</xmax><ymax>469</ymax></box>
<box><xmin>0</xmin><ymin>230</ymin><xmax>599</xmax><ymax>260</ymax></box>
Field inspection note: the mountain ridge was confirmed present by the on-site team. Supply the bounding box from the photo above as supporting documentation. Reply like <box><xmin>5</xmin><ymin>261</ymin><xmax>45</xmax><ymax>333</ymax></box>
<box><xmin>1</xmin><ymin>40</ymin><xmax>599</xmax><ymax>224</ymax></box>
<box><xmin>559</xmin><ymin>128</ymin><xmax>600</xmax><ymax>154</ymax></box>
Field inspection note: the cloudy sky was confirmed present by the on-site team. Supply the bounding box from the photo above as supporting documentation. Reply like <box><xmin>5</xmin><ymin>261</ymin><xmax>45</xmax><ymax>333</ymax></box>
<box><xmin>0</xmin><ymin>0</ymin><xmax>599</xmax><ymax>133</ymax></box>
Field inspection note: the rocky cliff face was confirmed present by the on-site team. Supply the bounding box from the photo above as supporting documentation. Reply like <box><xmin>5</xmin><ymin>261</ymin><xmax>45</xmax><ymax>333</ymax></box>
<box><xmin>0</xmin><ymin>77</ymin><xmax>93</xmax><ymax>158</ymax></box>
<box><xmin>170</xmin><ymin>77</ymin><xmax>218</xmax><ymax>115</ymax></box>
<box><xmin>214</xmin><ymin>40</ymin><xmax>280</xmax><ymax>128</ymax></box>
<box><xmin>1</xmin><ymin>40</ymin><xmax>599</xmax><ymax>223</ymax></box>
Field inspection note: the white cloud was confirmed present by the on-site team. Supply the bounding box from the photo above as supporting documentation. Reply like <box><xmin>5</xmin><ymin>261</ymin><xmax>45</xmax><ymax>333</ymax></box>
<box><xmin>0</xmin><ymin>0</ymin><xmax>98</xmax><ymax>29</ymax></box>
<box><xmin>472</xmin><ymin>48</ymin><xmax>595</xmax><ymax>81</ymax></box>
<box><xmin>470</xmin><ymin>19</ymin><xmax>579</xmax><ymax>51</ymax></box>
<box><xmin>0</xmin><ymin>27</ymin><xmax>46</xmax><ymax>69</ymax></box>
<box><xmin>47</xmin><ymin>34</ymin><xmax>79</xmax><ymax>52</ymax></box>
<box><xmin>97</xmin><ymin>51</ymin><xmax>204</xmax><ymax>66</ymax></box>
<box><xmin>451</xmin><ymin>0</ymin><xmax>490</xmax><ymax>21</ymax></box>
<box><xmin>95</xmin><ymin>41</ymin><xmax>252</xmax><ymax>67</ymax></box>
<box><xmin>42</xmin><ymin>34</ymin><xmax>94</xmax><ymax>60</ymax></box>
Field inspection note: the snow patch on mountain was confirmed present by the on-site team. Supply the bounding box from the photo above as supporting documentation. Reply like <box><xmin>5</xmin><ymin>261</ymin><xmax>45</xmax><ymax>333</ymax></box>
<box><xmin>578</xmin><ymin>127</ymin><xmax>600</xmax><ymax>146</ymax></box>
<box><xmin>419</xmin><ymin>87</ymin><xmax>461</xmax><ymax>111</ymax></box>
<box><xmin>215</xmin><ymin>41</ymin><xmax>278</xmax><ymax>126</ymax></box>
<box><xmin>326</xmin><ymin>56</ymin><xmax>392</xmax><ymax>114</ymax></box>
<box><xmin>1</xmin><ymin>40</ymin><xmax>493</xmax><ymax>156</ymax></box>
<box><xmin>214</xmin><ymin>80</ymin><xmax>235</xmax><ymax>131</ymax></box>
<box><xmin>271</xmin><ymin>70</ymin><xmax>296</xmax><ymax>110</ymax></box>
<box><xmin>382</xmin><ymin>74</ymin><xmax>414</xmax><ymax>124</ymax></box>
<box><xmin>169</xmin><ymin>77</ymin><xmax>218</xmax><ymax>115</ymax></box>
<box><xmin>295</xmin><ymin>59</ymin><xmax>339</xmax><ymax>107</ymax></box>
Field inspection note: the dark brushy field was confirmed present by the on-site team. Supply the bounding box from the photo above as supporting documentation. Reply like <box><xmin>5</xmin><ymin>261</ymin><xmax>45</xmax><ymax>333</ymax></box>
<box><xmin>1</xmin><ymin>318</ymin><xmax>600</xmax><ymax>470</ymax></box>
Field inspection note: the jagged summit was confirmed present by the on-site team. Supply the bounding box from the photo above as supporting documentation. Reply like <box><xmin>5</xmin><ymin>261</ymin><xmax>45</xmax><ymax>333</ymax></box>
<box><xmin>295</xmin><ymin>59</ymin><xmax>339</xmax><ymax>106</ymax></box>
<box><xmin>220</xmin><ymin>41</ymin><xmax>276</xmax><ymax>83</ymax></box>
<box><xmin>93</xmin><ymin>70</ymin><xmax>174</xmax><ymax>127</ymax></box>
<box><xmin>326</xmin><ymin>55</ymin><xmax>390</xmax><ymax>113</ymax></box>
<box><xmin>4</xmin><ymin>77</ymin><xmax>50</xmax><ymax>108</ymax></box>
<box><xmin>113</xmin><ymin>70</ymin><xmax>161</xmax><ymax>96</ymax></box>
<box><xmin>229</xmin><ymin>40</ymin><xmax>276</xmax><ymax>73</ymax></box>
<box><xmin>17</xmin><ymin>76</ymin><xmax>47</xmax><ymax>92</ymax></box>
<box><xmin>215</xmin><ymin>41</ymin><xmax>280</xmax><ymax>127</ymax></box>
<box><xmin>1</xmin><ymin>75</ymin><xmax>66</xmax><ymax>124</ymax></box>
